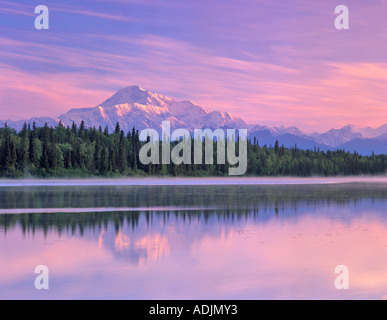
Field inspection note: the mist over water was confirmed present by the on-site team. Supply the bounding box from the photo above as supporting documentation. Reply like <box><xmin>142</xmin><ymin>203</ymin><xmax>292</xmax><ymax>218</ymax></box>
<box><xmin>1</xmin><ymin>182</ymin><xmax>387</xmax><ymax>299</ymax></box>
<box><xmin>0</xmin><ymin>176</ymin><xmax>386</xmax><ymax>187</ymax></box>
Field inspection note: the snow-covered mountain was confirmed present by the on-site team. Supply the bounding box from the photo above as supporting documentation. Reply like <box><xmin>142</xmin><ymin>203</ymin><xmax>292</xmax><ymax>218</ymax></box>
<box><xmin>356</xmin><ymin>124</ymin><xmax>387</xmax><ymax>139</ymax></box>
<box><xmin>58</xmin><ymin>86</ymin><xmax>247</xmax><ymax>132</ymax></box>
<box><xmin>309</xmin><ymin>125</ymin><xmax>363</xmax><ymax>148</ymax></box>
<box><xmin>1</xmin><ymin>85</ymin><xmax>386</xmax><ymax>155</ymax></box>
<box><xmin>0</xmin><ymin>117</ymin><xmax>58</xmax><ymax>131</ymax></box>
<box><xmin>0</xmin><ymin>86</ymin><xmax>246</xmax><ymax>132</ymax></box>
<box><xmin>248</xmin><ymin>123</ymin><xmax>387</xmax><ymax>155</ymax></box>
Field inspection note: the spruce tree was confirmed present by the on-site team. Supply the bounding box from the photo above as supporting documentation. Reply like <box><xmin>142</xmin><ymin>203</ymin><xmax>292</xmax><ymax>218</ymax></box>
<box><xmin>115</xmin><ymin>122</ymin><xmax>121</xmax><ymax>134</ymax></box>
<box><xmin>19</xmin><ymin>122</ymin><xmax>29</xmax><ymax>169</ymax></box>
<box><xmin>118</xmin><ymin>130</ymin><xmax>127</xmax><ymax>173</ymax></box>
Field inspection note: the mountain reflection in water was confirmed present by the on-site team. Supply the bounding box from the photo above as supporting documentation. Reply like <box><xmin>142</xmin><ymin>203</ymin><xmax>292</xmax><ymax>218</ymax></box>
<box><xmin>1</xmin><ymin>183</ymin><xmax>387</xmax><ymax>299</ymax></box>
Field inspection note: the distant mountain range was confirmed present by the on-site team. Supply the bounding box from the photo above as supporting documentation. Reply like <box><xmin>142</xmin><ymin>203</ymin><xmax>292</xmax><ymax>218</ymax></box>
<box><xmin>1</xmin><ymin>85</ymin><xmax>386</xmax><ymax>155</ymax></box>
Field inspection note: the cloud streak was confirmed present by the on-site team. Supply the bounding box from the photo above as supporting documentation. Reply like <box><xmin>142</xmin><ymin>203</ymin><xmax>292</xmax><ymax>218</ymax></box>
<box><xmin>0</xmin><ymin>0</ymin><xmax>386</xmax><ymax>131</ymax></box>
<box><xmin>49</xmin><ymin>3</ymin><xmax>135</xmax><ymax>22</ymax></box>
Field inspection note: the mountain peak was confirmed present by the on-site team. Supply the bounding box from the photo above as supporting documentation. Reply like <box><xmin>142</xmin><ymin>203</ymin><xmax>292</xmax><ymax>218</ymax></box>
<box><xmin>2</xmin><ymin>86</ymin><xmax>386</xmax><ymax>155</ymax></box>
<box><xmin>101</xmin><ymin>85</ymin><xmax>152</xmax><ymax>107</ymax></box>
<box><xmin>56</xmin><ymin>86</ymin><xmax>247</xmax><ymax>132</ymax></box>
<box><xmin>121</xmin><ymin>85</ymin><xmax>149</xmax><ymax>94</ymax></box>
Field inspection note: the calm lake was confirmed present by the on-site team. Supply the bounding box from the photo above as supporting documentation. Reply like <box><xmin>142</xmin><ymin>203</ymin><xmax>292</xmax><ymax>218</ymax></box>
<box><xmin>0</xmin><ymin>179</ymin><xmax>387</xmax><ymax>300</ymax></box>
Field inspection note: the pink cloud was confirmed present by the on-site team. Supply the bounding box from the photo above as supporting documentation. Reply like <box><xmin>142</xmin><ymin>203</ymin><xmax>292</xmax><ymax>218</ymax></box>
<box><xmin>49</xmin><ymin>4</ymin><xmax>136</xmax><ymax>22</ymax></box>
<box><xmin>0</xmin><ymin>32</ymin><xmax>386</xmax><ymax>131</ymax></box>
<box><xmin>0</xmin><ymin>1</ymin><xmax>34</xmax><ymax>16</ymax></box>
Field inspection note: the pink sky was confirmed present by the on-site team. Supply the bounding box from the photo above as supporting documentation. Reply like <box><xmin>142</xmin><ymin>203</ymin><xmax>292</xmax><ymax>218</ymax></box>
<box><xmin>0</xmin><ymin>0</ymin><xmax>387</xmax><ymax>132</ymax></box>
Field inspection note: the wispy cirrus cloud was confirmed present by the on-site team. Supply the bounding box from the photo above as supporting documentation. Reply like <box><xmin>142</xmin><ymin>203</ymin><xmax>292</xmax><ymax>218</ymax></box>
<box><xmin>0</xmin><ymin>1</ymin><xmax>134</xmax><ymax>22</ymax></box>
<box><xmin>48</xmin><ymin>3</ymin><xmax>135</xmax><ymax>22</ymax></box>
<box><xmin>0</xmin><ymin>1</ymin><xmax>34</xmax><ymax>16</ymax></box>
<box><xmin>1</xmin><ymin>32</ymin><xmax>386</xmax><ymax>131</ymax></box>
<box><xmin>0</xmin><ymin>7</ymin><xmax>33</xmax><ymax>16</ymax></box>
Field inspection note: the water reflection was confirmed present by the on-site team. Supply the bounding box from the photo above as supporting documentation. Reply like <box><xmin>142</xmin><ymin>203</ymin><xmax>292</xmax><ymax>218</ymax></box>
<box><xmin>0</xmin><ymin>183</ymin><xmax>387</xmax><ymax>299</ymax></box>
<box><xmin>1</xmin><ymin>183</ymin><xmax>387</xmax><ymax>210</ymax></box>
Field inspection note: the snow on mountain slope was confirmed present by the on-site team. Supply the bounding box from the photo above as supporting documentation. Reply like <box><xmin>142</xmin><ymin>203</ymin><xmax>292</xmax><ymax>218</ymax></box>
<box><xmin>310</xmin><ymin>125</ymin><xmax>363</xmax><ymax>148</ymax></box>
<box><xmin>0</xmin><ymin>117</ymin><xmax>59</xmax><ymax>130</ymax></box>
<box><xmin>356</xmin><ymin>124</ymin><xmax>387</xmax><ymax>139</ymax></box>
<box><xmin>1</xmin><ymin>85</ymin><xmax>386</xmax><ymax>155</ymax></box>
<box><xmin>58</xmin><ymin>86</ymin><xmax>247</xmax><ymax>132</ymax></box>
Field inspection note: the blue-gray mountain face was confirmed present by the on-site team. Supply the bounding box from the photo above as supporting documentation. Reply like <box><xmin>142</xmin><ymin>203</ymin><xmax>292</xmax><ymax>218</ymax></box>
<box><xmin>1</xmin><ymin>86</ymin><xmax>386</xmax><ymax>155</ymax></box>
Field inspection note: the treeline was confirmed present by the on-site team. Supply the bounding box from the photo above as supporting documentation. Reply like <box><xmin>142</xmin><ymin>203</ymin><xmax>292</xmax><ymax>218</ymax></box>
<box><xmin>0</xmin><ymin>121</ymin><xmax>386</xmax><ymax>177</ymax></box>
